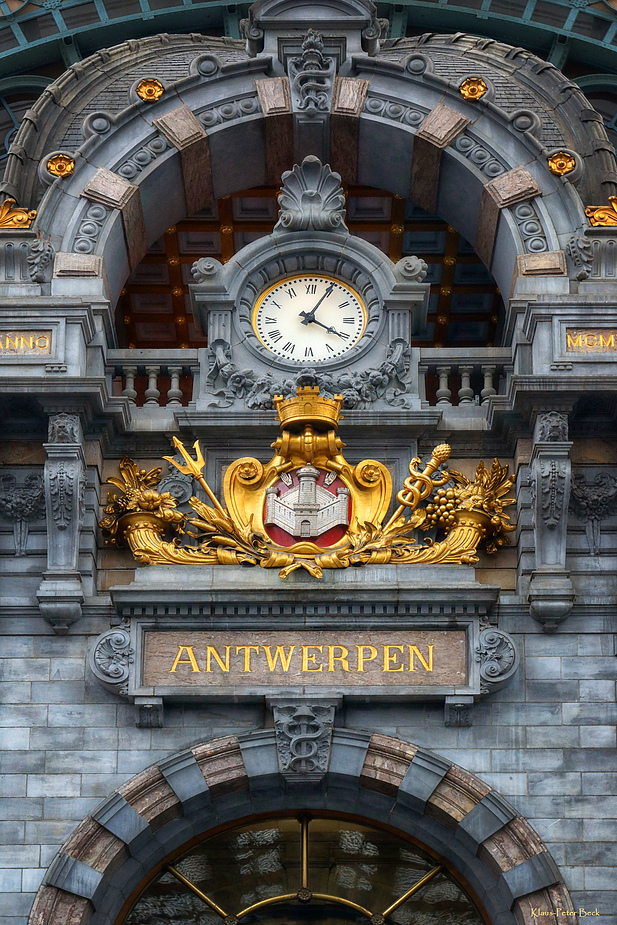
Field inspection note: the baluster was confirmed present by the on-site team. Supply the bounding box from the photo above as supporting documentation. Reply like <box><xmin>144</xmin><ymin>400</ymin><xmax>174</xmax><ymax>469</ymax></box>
<box><xmin>144</xmin><ymin>365</ymin><xmax>161</xmax><ymax>406</ymax></box>
<box><xmin>122</xmin><ymin>365</ymin><xmax>138</xmax><ymax>404</ymax></box>
<box><xmin>458</xmin><ymin>366</ymin><xmax>474</xmax><ymax>404</ymax></box>
<box><xmin>436</xmin><ymin>366</ymin><xmax>452</xmax><ymax>405</ymax></box>
<box><xmin>167</xmin><ymin>366</ymin><xmax>183</xmax><ymax>406</ymax></box>
<box><xmin>481</xmin><ymin>365</ymin><xmax>496</xmax><ymax>404</ymax></box>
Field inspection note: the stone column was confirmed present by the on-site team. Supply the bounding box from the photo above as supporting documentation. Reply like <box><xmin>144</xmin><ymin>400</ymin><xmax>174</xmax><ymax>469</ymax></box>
<box><xmin>528</xmin><ymin>409</ymin><xmax>575</xmax><ymax>633</ymax></box>
<box><xmin>37</xmin><ymin>412</ymin><xmax>86</xmax><ymax>633</ymax></box>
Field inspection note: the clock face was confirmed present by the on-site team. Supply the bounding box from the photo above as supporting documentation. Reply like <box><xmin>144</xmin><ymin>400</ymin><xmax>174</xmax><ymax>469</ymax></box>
<box><xmin>253</xmin><ymin>274</ymin><xmax>367</xmax><ymax>363</ymax></box>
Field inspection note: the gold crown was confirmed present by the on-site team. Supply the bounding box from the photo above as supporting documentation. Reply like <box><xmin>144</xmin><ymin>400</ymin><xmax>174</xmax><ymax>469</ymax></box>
<box><xmin>274</xmin><ymin>386</ymin><xmax>343</xmax><ymax>431</ymax></box>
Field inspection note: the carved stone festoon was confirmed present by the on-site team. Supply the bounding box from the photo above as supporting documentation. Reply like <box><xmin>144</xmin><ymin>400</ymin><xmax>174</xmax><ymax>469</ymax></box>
<box><xmin>37</xmin><ymin>412</ymin><xmax>86</xmax><ymax>633</ymax></box>
<box><xmin>528</xmin><ymin>410</ymin><xmax>575</xmax><ymax>633</ymax></box>
<box><xmin>0</xmin><ymin>471</ymin><xmax>45</xmax><ymax>556</ymax></box>
<box><xmin>570</xmin><ymin>470</ymin><xmax>617</xmax><ymax>556</ymax></box>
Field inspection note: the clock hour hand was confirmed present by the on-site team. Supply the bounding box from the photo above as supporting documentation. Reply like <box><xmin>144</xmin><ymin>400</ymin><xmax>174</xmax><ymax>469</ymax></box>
<box><xmin>299</xmin><ymin>282</ymin><xmax>335</xmax><ymax>325</ymax></box>
<box><xmin>307</xmin><ymin>318</ymin><xmax>347</xmax><ymax>339</ymax></box>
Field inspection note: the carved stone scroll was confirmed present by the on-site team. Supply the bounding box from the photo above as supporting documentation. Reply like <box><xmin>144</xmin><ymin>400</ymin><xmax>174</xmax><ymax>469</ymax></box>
<box><xmin>89</xmin><ymin>627</ymin><xmax>134</xmax><ymax>697</ymax></box>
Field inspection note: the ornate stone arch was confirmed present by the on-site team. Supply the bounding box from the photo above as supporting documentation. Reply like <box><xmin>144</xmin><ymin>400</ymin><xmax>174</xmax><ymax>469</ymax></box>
<box><xmin>29</xmin><ymin>730</ymin><xmax>575</xmax><ymax>925</ymax></box>
<box><xmin>5</xmin><ymin>0</ymin><xmax>613</xmax><ymax>320</ymax></box>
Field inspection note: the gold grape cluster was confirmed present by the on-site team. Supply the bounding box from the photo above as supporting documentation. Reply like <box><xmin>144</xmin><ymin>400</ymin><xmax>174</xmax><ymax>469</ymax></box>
<box><xmin>424</xmin><ymin>487</ymin><xmax>460</xmax><ymax>531</ymax></box>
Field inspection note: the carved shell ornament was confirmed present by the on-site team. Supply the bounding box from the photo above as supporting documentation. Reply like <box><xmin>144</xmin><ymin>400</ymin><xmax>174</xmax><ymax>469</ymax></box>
<box><xmin>274</xmin><ymin>156</ymin><xmax>348</xmax><ymax>233</ymax></box>
<box><xmin>100</xmin><ymin>387</ymin><xmax>516</xmax><ymax>579</ymax></box>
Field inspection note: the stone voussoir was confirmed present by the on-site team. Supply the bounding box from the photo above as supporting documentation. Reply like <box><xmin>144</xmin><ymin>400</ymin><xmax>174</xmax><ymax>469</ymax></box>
<box><xmin>426</xmin><ymin>763</ymin><xmax>492</xmax><ymax>829</ymax></box>
<box><xmin>360</xmin><ymin>732</ymin><xmax>419</xmax><ymax>796</ymax></box>
<box><xmin>192</xmin><ymin>734</ymin><xmax>249</xmax><ymax>796</ymax></box>
<box><xmin>117</xmin><ymin>764</ymin><xmax>182</xmax><ymax>831</ymax></box>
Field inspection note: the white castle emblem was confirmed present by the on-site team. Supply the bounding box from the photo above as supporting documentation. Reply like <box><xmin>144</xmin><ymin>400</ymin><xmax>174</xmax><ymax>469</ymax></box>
<box><xmin>265</xmin><ymin>465</ymin><xmax>350</xmax><ymax>539</ymax></box>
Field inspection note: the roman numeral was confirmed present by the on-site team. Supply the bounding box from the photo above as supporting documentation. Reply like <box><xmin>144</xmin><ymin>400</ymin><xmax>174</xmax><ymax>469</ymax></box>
<box><xmin>270</xmin><ymin>301</ymin><xmax>281</xmax><ymax>310</ymax></box>
<box><xmin>305</xmin><ymin>284</ymin><xmax>317</xmax><ymax>294</ymax></box>
<box><xmin>264</xmin><ymin>316</ymin><xmax>276</xmax><ymax>323</ymax></box>
<box><xmin>286</xmin><ymin>288</ymin><xmax>297</xmax><ymax>299</ymax></box>
<box><xmin>283</xmin><ymin>342</ymin><xmax>295</xmax><ymax>353</ymax></box>
<box><xmin>343</xmin><ymin>317</ymin><xmax>355</xmax><ymax>324</ymax></box>
<box><xmin>339</xmin><ymin>331</ymin><xmax>350</xmax><ymax>340</ymax></box>
<box><xmin>325</xmin><ymin>343</ymin><xmax>334</xmax><ymax>353</ymax></box>
<box><xmin>305</xmin><ymin>347</ymin><xmax>314</xmax><ymax>357</ymax></box>
<box><xmin>268</xmin><ymin>330</ymin><xmax>282</xmax><ymax>342</ymax></box>
<box><xmin>339</xmin><ymin>301</ymin><xmax>349</xmax><ymax>308</ymax></box>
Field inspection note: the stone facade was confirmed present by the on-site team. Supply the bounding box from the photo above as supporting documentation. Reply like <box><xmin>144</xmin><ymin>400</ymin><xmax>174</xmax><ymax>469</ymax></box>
<box><xmin>0</xmin><ymin>1</ymin><xmax>616</xmax><ymax>923</ymax></box>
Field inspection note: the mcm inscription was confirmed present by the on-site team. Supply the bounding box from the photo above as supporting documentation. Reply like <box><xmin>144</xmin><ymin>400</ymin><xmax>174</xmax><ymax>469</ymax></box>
<box><xmin>143</xmin><ymin>631</ymin><xmax>467</xmax><ymax>688</ymax></box>
<box><xmin>566</xmin><ymin>329</ymin><xmax>617</xmax><ymax>352</ymax></box>
<box><xmin>0</xmin><ymin>331</ymin><xmax>52</xmax><ymax>355</ymax></box>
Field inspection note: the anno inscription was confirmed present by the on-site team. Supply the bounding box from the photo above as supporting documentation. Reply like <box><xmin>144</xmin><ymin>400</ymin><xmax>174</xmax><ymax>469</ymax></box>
<box><xmin>142</xmin><ymin>631</ymin><xmax>467</xmax><ymax>688</ymax></box>
<box><xmin>0</xmin><ymin>331</ymin><xmax>52</xmax><ymax>355</ymax></box>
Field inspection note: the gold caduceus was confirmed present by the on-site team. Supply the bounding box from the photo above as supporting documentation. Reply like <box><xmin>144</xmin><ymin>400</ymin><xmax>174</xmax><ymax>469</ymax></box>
<box><xmin>163</xmin><ymin>436</ymin><xmax>227</xmax><ymax>516</ymax></box>
<box><xmin>382</xmin><ymin>443</ymin><xmax>451</xmax><ymax>532</ymax></box>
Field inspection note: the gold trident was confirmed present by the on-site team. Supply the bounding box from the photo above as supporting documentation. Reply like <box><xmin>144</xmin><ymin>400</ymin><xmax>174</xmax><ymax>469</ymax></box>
<box><xmin>163</xmin><ymin>436</ymin><xmax>227</xmax><ymax>516</ymax></box>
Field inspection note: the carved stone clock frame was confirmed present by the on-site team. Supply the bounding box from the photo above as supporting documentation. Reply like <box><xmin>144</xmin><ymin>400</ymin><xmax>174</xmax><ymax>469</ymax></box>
<box><xmin>189</xmin><ymin>156</ymin><xmax>431</xmax><ymax>411</ymax></box>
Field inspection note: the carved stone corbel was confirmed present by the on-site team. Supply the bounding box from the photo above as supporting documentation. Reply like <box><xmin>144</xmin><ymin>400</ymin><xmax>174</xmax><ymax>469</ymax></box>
<box><xmin>270</xmin><ymin>699</ymin><xmax>337</xmax><ymax>784</ymax></box>
<box><xmin>37</xmin><ymin>412</ymin><xmax>86</xmax><ymax>633</ymax></box>
<box><xmin>528</xmin><ymin>410</ymin><xmax>575</xmax><ymax>632</ymax></box>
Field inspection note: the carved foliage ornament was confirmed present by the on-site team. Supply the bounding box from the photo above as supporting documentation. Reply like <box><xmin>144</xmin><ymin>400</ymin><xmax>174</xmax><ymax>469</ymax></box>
<box><xmin>274</xmin><ymin>156</ymin><xmax>348</xmax><ymax>234</ymax></box>
<box><xmin>586</xmin><ymin>197</ymin><xmax>617</xmax><ymax>227</ymax></box>
<box><xmin>539</xmin><ymin>459</ymin><xmax>568</xmax><ymax>529</ymax></box>
<box><xmin>0</xmin><ymin>199</ymin><xmax>36</xmax><ymax>229</ymax></box>
<box><xmin>100</xmin><ymin>387</ymin><xmax>516</xmax><ymax>579</ymax></box>
<box><xmin>205</xmin><ymin>341</ymin><xmax>415</xmax><ymax>410</ymax></box>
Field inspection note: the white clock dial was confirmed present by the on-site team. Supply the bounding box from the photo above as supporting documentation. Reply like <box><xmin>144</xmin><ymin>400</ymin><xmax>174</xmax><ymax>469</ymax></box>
<box><xmin>253</xmin><ymin>274</ymin><xmax>366</xmax><ymax>363</ymax></box>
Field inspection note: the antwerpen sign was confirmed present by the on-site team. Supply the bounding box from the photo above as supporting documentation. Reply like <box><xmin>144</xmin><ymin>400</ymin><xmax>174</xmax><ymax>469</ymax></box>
<box><xmin>142</xmin><ymin>631</ymin><xmax>467</xmax><ymax>690</ymax></box>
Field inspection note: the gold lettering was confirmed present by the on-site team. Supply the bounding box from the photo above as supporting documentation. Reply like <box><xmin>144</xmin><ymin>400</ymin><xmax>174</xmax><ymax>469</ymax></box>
<box><xmin>262</xmin><ymin>645</ymin><xmax>295</xmax><ymax>672</ymax></box>
<box><xmin>236</xmin><ymin>645</ymin><xmax>259</xmax><ymax>673</ymax></box>
<box><xmin>327</xmin><ymin>645</ymin><xmax>350</xmax><ymax>672</ymax></box>
<box><xmin>408</xmin><ymin>644</ymin><xmax>434</xmax><ymax>672</ymax></box>
<box><xmin>205</xmin><ymin>645</ymin><xmax>231</xmax><ymax>672</ymax></box>
<box><xmin>585</xmin><ymin>333</ymin><xmax>597</xmax><ymax>347</ymax></box>
<box><xmin>383</xmin><ymin>645</ymin><xmax>404</xmax><ymax>672</ymax></box>
<box><xmin>301</xmin><ymin>645</ymin><xmax>323</xmax><ymax>672</ymax></box>
<box><xmin>19</xmin><ymin>336</ymin><xmax>33</xmax><ymax>349</ymax></box>
<box><xmin>566</xmin><ymin>333</ymin><xmax>582</xmax><ymax>349</ymax></box>
<box><xmin>356</xmin><ymin>645</ymin><xmax>377</xmax><ymax>672</ymax></box>
<box><xmin>168</xmin><ymin>645</ymin><xmax>201</xmax><ymax>673</ymax></box>
<box><xmin>6</xmin><ymin>336</ymin><xmax>18</xmax><ymax>350</ymax></box>
<box><xmin>35</xmin><ymin>335</ymin><xmax>50</xmax><ymax>349</ymax></box>
<box><xmin>599</xmin><ymin>333</ymin><xmax>616</xmax><ymax>348</ymax></box>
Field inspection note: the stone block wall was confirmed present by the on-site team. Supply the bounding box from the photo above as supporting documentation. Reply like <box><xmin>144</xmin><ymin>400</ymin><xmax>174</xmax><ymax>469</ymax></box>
<box><xmin>0</xmin><ymin>613</ymin><xmax>615</xmax><ymax>924</ymax></box>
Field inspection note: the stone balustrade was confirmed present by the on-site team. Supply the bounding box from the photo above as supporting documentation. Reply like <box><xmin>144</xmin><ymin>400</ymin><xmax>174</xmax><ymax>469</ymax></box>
<box><xmin>418</xmin><ymin>348</ymin><xmax>512</xmax><ymax>407</ymax></box>
<box><xmin>107</xmin><ymin>348</ymin><xmax>512</xmax><ymax>411</ymax></box>
<box><xmin>107</xmin><ymin>350</ymin><xmax>199</xmax><ymax>407</ymax></box>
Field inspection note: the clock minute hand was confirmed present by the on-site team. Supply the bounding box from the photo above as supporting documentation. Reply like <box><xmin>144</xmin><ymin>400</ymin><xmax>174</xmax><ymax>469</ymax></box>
<box><xmin>299</xmin><ymin>283</ymin><xmax>335</xmax><ymax>325</ymax></box>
